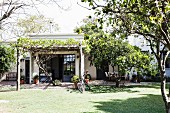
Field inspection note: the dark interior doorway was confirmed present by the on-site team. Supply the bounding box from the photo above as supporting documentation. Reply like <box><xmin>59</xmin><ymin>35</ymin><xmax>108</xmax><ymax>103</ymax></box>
<box><xmin>96</xmin><ymin>62</ymin><xmax>109</xmax><ymax>80</ymax></box>
<box><xmin>38</xmin><ymin>54</ymin><xmax>75</xmax><ymax>82</ymax></box>
<box><xmin>25</xmin><ymin>60</ymin><xmax>30</xmax><ymax>84</ymax></box>
<box><xmin>51</xmin><ymin>55</ymin><xmax>63</xmax><ymax>80</ymax></box>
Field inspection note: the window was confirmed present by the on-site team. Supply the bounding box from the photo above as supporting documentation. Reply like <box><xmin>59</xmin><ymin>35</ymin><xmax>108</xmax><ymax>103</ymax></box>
<box><xmin>63</xmin><ymin>55</ymin><xmax>75</xmax><ymax>76</ymax></box>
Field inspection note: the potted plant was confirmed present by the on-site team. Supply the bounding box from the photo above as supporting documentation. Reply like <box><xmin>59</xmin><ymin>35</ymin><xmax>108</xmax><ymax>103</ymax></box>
<box><xmin>33</xmin><ymin>75</ymin><xmax>39</xmax><ymax>84</ymax></box>
<box><xmin>85</xmin><ymin>74</ymin><xmax>91</xmax><ymax>83</ymax></box>
<box><xmin>52</xmin><ymin>79</ymin><xmax>61</xmax><ymax>86</ymax></box>
<box><xmin>71</xmin><ymin>75</ymin><xmax>79</xmax><ymax>89</ymax></box>
<box><xmin>20</xmin><ymin>75</ymin><xmax>25</xmax><ymax>84</ymax></box>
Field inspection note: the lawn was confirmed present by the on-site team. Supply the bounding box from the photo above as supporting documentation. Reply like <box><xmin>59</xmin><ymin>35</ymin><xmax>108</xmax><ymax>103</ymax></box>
<box><xmin>0</xmin><ymin>84</ymin><xmax>166</xmax><ymax>113</ymax></box>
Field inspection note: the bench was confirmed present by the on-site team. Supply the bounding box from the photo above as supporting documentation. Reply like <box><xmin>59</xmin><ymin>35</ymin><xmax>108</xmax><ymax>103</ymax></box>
<box><xmin>6</xmin><ymin>72</ymin><xmax>17</xmax><ymax>81</ymax></box>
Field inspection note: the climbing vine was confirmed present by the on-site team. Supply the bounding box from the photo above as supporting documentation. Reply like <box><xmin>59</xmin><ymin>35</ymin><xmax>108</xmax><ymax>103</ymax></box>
<box><xmin>13</xmin><ymin>37</ymin><xmax>86</xmax><ymax>53</ymax></box>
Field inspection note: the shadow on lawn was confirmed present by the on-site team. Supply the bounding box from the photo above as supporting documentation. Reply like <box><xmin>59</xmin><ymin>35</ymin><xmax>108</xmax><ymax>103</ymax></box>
<box><xmin>126</xmin><ymin>84</ymin><xmax>161</xmax><ymax>89</ymax></box>
<box><xmin>67</xmin><ymin>85</ymin><xmax>139</xmax><ymax>94</ymax></box>
<box><xmin>0</xmin><ymin>87</ymin><xmax>16</xmax><ymax>92</ymax></box>
<box><xmin>88</xmin><ymin>85</ymin><xmax>138</xmax><ymax>94</ymax></box>
<box><xmin>87</xmin><ymin>94</ymin><xmax>165</xmax><ymax>113</ymax></box>
<box><xmin>68</xmin><ymin>83</ymin><xmax>165</xmax><ymax>94</ymax></box>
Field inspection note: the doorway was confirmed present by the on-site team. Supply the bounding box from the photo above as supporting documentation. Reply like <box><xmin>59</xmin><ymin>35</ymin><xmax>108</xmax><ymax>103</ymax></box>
<box><xmin>25</xmin><ymin>60</ymin><xmax>30</xmax><ymax>84</ymax></box>
<box><xmin>96</xmin><ymin>62</ymin><xmax>109</xmax><ymax>80</ymax></box>
<box><xmin>38</xmin><ymin>54</ymin><xmax>75</xmax><ymax>82</ymax></box>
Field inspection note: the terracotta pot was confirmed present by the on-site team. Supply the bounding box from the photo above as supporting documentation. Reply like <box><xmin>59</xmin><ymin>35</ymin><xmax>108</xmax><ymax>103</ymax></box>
<box><xmin>74</xmin><ymin>82</ymin><xmax>78</xmax><ymax>89</ymax></box>
<box><xmin>85</xmin><ymin>79</ymin><xmax>89</xmax><ymax>84</ymax></box>
<box><xmin>34</xmin><ymin>79</ymin><xmax>39</xmax><ymax>84</ymax></box>
<box><xmin>20</xmin><ymin>80</ymin><xmax>25</xmax><ymax>84</ymax></box>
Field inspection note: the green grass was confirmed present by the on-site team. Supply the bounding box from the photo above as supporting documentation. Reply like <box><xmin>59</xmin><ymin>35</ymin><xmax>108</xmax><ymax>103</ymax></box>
<box><xmin>0</xmin><ymin>84</ymin><xmax>166</xmax><ymax>113</ymax></box>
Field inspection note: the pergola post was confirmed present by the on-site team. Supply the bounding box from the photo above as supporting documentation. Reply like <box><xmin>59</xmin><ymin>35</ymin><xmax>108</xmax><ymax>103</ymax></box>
<box><xmin>16</xmin><ymin>47</ymin><xmax>20</xmax><ymax>91</ymax></box>
<box><xmin>29</xmin><ymin>52</ymin><xmax>33</xmax><ymax>84</ymax></box>
<box><xmin>81</xmin><ymin>49</ymin><xmax>84</xmax><ymax>79</ymax></box>
<box><xmin>79</xmin><ymin>43</ymin><xmax>84</xmax><ymax>79</ymax></box>
<box><xmin>79</xmin><ymin>43</ymin><xmax>85</xmax><ymax>92</ymax></box>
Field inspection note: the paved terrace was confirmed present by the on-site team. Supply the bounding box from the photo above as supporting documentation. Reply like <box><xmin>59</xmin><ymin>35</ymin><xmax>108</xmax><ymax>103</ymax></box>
<box><xmin>0</xmin><ymin>80</ymin><xmax>161</xmax><ymax>91</ymax></box>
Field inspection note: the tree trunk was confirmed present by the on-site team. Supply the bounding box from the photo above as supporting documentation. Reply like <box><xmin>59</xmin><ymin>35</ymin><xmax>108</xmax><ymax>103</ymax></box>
<box><xmin>161</xmin><ymin>77</ymin><xmax>170</xmax><ymax>113</ymax></box>
<box><xmin>115</xmin><ymin>78</ymin><xmax>120</xmax><ymax>88</ymax></box>
<box><xmin>168</xmin><ymin>103</ymin><xmax>170</xmax><ymax>113</ymax></box>
<box><xmin>158</xmin><ymin>61</ymin><xmax>170</xmax><ymax>113</ymax></box>
<box><xmin>16</xmin><ymin>48</ymin><xmax>20</xmax><ymax>91</ymax></box>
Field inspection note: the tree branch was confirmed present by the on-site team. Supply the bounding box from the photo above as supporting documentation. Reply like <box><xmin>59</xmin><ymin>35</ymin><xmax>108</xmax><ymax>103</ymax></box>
<box><xmin>0</xmin><ymin>4</ymin><xmax>24</xmax><ymax>22</ymax></box>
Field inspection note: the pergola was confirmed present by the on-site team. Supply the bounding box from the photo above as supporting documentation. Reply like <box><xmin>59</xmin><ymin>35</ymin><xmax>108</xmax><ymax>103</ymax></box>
<box><xmin>16</xmin><ymin>35</ymin><xmax>85</xmax><ymax>91</ymax></box>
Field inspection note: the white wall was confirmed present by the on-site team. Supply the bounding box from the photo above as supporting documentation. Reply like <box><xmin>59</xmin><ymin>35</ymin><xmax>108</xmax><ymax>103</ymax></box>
<box><xmin>29</xmin><ymin>33</ymin><xmax>84</xmax><ymax>41</ymax></box>
<box><xmin>84</xmin><ymin>56</ymin><xmax>96</xmax><ymax>79</ymax></box>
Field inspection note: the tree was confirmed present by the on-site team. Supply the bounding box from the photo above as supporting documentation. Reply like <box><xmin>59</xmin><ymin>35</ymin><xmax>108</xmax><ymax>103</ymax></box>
<box><xmin>88</xmin><ymin>33</ymin><xmax>155</xmax><ymax>77</ymax></box>
<box><xmin>0</xmin><ymin>0</ymin><xmax>68</xmax><ymax>40</ymax></box>
<box><xmin>75</xmin><ymin>17</ymin><xmax>155</xmax><ymax>86</ymax></box>
<box><xmin>0</xmin><ymin>45</ymin><xmax>15</xmax><ymax>75</ymax></box>
<box><xmin>0</xmin><ymin>0</ymin><xmax>68</xmax><ymax>24</ymax></box>
<box><xmin>74</xmin><ymin>17</ymin><xmax>103</xmax><ymax>39</ymax></box>
<box><xmin>16</xmin><ymin>15</ymin><xmax>59</xmax><ymax>36</ymax></box>
<box><xmin>81</xmin><ymin>0</ymin><xmax>170</xmax><ymax>112</ymax></box>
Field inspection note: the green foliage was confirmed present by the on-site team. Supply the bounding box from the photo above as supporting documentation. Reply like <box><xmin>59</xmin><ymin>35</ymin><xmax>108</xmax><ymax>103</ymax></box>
<box><xmin>75</xmin><ymin>14</ymin><xmax>156</xmax><ymax>76</ymax></box>
<box><xmin>16</xmin><ymin>15</ymin><xmax>59</xmax><ymax>36</ymax></box>
<box><xmin>85</xmin><ymin>74</ymin><xmax>91</xmax><ymax>80</ymax></box>
<box><xmin>14</xmin><ymin>38</ymin><xmax>85</xmax><ymax>53</ymax></box>
<box><xmin>20</xmin><ymin>75</ymin><xmax>25</xmax><ymax>80</ymax></box>
<box><xmin>87</xmin><ymin>33</ymin><xmax>155</xmax><ymax>75</ymax></box>
<box><xmin>81</xmin><ymin>0</ymin><xmax>170</xmax><ymax>53</ymax></box>
<box><xmin>0</xmin><ymin>45</ymin><xmax>15</xmax><ymax>73</ymax></box>
<box><xmin>74</xmin><ymin>17</ymin><xmax>103</xmax><ymax>39</ymax></box>
<box><xmin>52</xmin><ymin>79</ymin><xmax>61</xmax><ymax>86</ymax></box>
<box><xmin>33</xmin><ymin>75</ymin><xmax>39</xmax><ymax>80</ymax></box>
<box><xmin>81</xmin><ymin>0</ymin><xmax>169</xmax><ymax>110</ymax></box>
<box><xmin>71</xmin><ymin>75</ymin><xmax>79</xmax><ymax>83</ymax></box>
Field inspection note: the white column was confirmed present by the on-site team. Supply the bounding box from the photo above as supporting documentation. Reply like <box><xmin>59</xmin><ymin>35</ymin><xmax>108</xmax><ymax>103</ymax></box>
<box><xmin>33</xmin><ymin>53</ymin><xmax>39</xmax><ymax>74</ymax></box>
<box><xmin>75</xmin><ymin>53</ymin><xmax>79</xmax><ymax>76</ymax></box>
<box><xmin>81</xmin><ymin>53</ymin><xmax>84</xmax><ymax>78</ymax></box>
<box><xmin>79</xmin><ymin>43</ymin><xmax>84</xmax><ymax>79</ymax></box>
<box><xmin>29</xmin><ymin>52</ymin><xmax>33</xmax><ymax>84</ymax></box>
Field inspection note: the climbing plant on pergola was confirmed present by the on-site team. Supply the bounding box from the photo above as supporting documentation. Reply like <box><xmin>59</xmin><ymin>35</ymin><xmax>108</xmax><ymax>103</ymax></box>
<box><xmin>14</xmin><ymin>37</ymin><xmax>86</xmax><ymax>91</ymax></box>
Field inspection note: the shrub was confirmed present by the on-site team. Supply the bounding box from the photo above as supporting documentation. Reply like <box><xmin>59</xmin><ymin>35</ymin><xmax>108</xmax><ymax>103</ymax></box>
<box><xmin>20</xmin><ymin>75</ymin><xmax>25</xmax><ymax>80</ymax></box>
<box><xmin>52</xmin><ymin>79</ymin><xmax>61</xmax><ymax>86</ymax></box>
<box><xmin>85</xmin><ymin>74</ymin><xmax>91</xmax><ymax>80</ymax></box>
<box><xmin>33</xmin><ymin>75</ymin><xmax>39</xmax><ymax>80</ymax></box>
<box><xmin>71</xmin><ymin>75</ymin><xmax>79</xmax><ymax>83</ymax></box>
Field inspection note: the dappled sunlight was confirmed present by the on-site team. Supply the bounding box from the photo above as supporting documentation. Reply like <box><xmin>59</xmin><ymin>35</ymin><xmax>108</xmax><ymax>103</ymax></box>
<box><xmin>92</xmin><ymin>94</ymin><xmax>165</xmax><ymax>113</ymax></box>
<box><xmin>130</xmin><ymin>87</ymin><xmax>162</xmax><ymax>95</ymax></box>
<box><xmin>0</xmin><ymin>84</ymin><xmax>166</xmax><ymax>113</ymax></box>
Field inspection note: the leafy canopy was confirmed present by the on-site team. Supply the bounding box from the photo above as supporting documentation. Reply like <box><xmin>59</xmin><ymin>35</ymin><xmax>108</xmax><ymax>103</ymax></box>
<box><xmin>16</xmin><ymin>15</ymin><xmax>59</xmax><ymax>36</ymax></box>
<box><xmin>75</xmin><ymin>17</ymin><xmax>156</xmax><ymax>75</ymax></box>
<box><xmin>0</xmin><ymin>45</ymin><xmax>15</xmax><ymax>73</ymax></box>
<box><xmin>81</xmin><ymin>0</ymin><xmax>169</xmax><ymax>48</ymax></box>
<box><xmin>88</xmin><ymin>33</ymin><xmax>156</xmax><ymax>75</ymax></box>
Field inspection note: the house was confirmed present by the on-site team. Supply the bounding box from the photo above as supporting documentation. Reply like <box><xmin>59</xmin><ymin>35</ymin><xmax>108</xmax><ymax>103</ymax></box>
<box><xmin>4</xmin><ymin>33</ymin><xmax>168</xmax><ymax>83</ymax></box>
<box><xmin>17</xmin><ymin>33</ymin><xmax>115</xmax><ymax>84</ymax></box>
